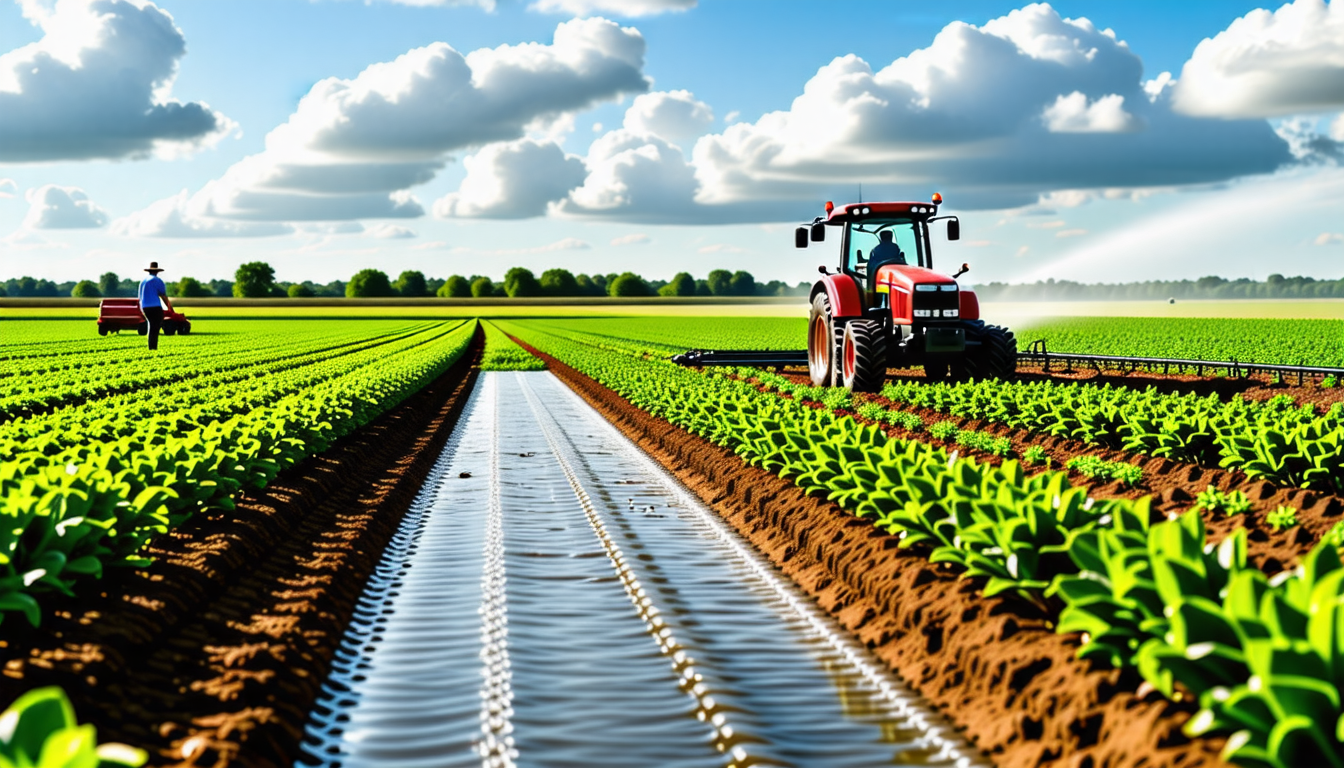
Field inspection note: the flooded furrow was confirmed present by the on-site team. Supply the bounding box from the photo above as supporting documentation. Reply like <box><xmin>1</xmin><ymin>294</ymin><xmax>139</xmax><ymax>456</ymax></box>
<box><xmin>299</xmin><ymin>372</ymin><xmax>985</xmax><ymax>768</ymax></box>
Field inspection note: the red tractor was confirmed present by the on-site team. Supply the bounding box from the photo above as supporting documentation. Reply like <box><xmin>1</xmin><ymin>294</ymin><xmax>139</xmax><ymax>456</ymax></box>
<box><xmin>797</xmin><ymin>194</ymin><xmax>1015</xmax><ymax>391</ymax></box>
<box><xmin>97</xmin><ymin>298</ymin><xmax>192</xmax><ymax>336</ymax></box>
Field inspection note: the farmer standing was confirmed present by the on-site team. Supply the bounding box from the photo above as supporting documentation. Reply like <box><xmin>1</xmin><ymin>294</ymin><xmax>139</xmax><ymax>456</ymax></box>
<box><xmin>138</xmin><ymin>261</ymin><xmax>175</xmax><ymax>351</ymax></box>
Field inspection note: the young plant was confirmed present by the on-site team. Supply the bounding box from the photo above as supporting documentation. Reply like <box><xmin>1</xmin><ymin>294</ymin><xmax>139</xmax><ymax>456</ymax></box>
<box><xmin>0</xmin><ymin>687</ymin><xmax>147</xmax><ymax>767</ymax></box>
<box><xmin>928</xmin><ymin>420</ymin><xmax>959</xmax><ymax>441</ymax></box>
<box><xmin>884</xmin><ymin>410</ymin><xmax>923</xmax><ymax>432</ymax></box>
<box><xmin>1193</xmin><ymin>486</ymin><xmax>1253</xmax><ymax>516</ymax></box>
<box><xmin>1022</xmin><ymin>445</ymin><xmax>1050</xmax><ymax>468</ymax></box>
<box><xmin>1066</xmin><ymin>455</ymin><xmax>1143</xmax><ymax>487</ymax></box>
<box><xmin>1322</xmin><ymin>374</ymin><xmax>1338</xmax><ymax>389</ymax></box>
<box><xmin>1266</xmin><ymin>504</ymin><xmax>1298</xmax><ymax>531</ymax></box>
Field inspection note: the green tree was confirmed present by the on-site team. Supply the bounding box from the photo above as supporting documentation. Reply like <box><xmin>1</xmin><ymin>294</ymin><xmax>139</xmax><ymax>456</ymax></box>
<box><xmin>288</xmin><ymin>283</ymin><xmax>315</xmax><ymax>298</ymax></box>
<box><xmin>71</xmin><ymin>280</ymin><xmax>101</xmax><ymax>298</ymax></box>
<box><xmin>470</xmin><ymin>276</ymin><xmax>495</xmax><ymax>297</ymax></box>
<box><xmin>98</xmin><ymin>272</ymin><xmax>120</xmax><ymax>298</ymax></box>
<box><xmin>234</xmin><ymin>261</ymin><xmax>277</xmax><ymax>298</ymax></box>
<box><xmin>503</xmin><ymin>267</ymin><xmax>542</xmax><ymax>297</ymax></box>
<box><xmin>173</xmin><ymin>276</ymin><xmax>212</xmax><ymax>297</ymax></box>
<box><xmin>730</xmin><ymin>270</ymin><xmax>756</xmax><ymax>296</ymax></box>
<box><xmin>576</xmin><ymin>274</ymin><xmax>606</xmax><ymax>296</ymax></box>
<box><xmin>706</xmin><ymin>269</ymin><xmax>734</xmax><ymax>296</ymax></box>
<box><xmin>608</xmin><ymin>272</ymin><xmax>649</xmax><ymax>297</ymax></box>
<box><xmin>438</xmin><ymin>275</ymin><xmax>472</xmax><ymax>297</ymax></box>
<box><xmin>540</xmin><ymin>268</ymin><xmax>580</xmax><ymax>296</ymax></box>
<box><xmin>347</xmin><ymin>269</ymin><xmax>395</xmax><ymax>297</ymax></box>
<box><xmin>657</xmin><ymin>272</ymin><xmax>696</xmax><ymax>297</ymax></box>
<box><xmin>394</xmin><ymin>270</ymin><xmax>427</xmax><ymax>297</ymax></box>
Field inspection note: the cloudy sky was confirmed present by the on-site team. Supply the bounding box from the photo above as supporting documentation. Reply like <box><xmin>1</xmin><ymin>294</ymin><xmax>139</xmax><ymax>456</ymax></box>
<box><xmin>1</xmin><ymin>0</ymin><xmax>1342</xmax><ymax>286</ymax></box>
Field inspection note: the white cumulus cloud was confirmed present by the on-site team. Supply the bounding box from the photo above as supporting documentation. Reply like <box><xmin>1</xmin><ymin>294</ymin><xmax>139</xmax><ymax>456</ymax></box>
<box><xmin>1316</xmin><ymin>232</ymin><xmax>1344</xmax><ymax>245</ymax></box>
<box><xmin>367</xmin><ymin>224</ymin><xmax>418</xmax><ymax>239</ymax></box>
<box><xmin>0</xmin><ymin>179</ymin><xmax>16</xmax><ymax>198</ymax></box>
<box><xmin>691</xmin><ymin>3</ymin><xmax>1290</xmax><ymax>211</ymax></box>
<box><xmin>530</xmin><ymin>0</ymin><xmax>695</xmax><ymax>17</ymax></box>
<box><xmin>623</xmin><ymin>90</ymin><xmax>714</xmax><ymax>144</ymax></box>
<box><xmin>23</xmin><ymin>184</ymin><xmax>109</xmax><ymax>229</ymax></box>
<box><xmin>610</xmin><ymin>232</ymin><xmax>649</xmax><ymax>245</ymax></box>
<box><xmin>1042</xmin><ymin>92</ymin><xmax>1142</xmax><ymax>133</ymax></box>
<box><xmin>434</xmin><ymin>138</ymin><xmax>586</xmax><ymax>218</ymax></box>
<box><xmin>110</xmin><ymin>191</ymin><xmax>293</xmax><ymax>238</ymax></box>
<box><xmin>121</xmin><ymin>18</ymin><xmax>648</xmax><ymax>233</ymax></box>
<box><xmin>0</xmin><ymin>0</ymin><xmax>231</xmax><ymax>162</ymax></box>
<box><xmin>1172</xmin><ymin>0</ymin><xmax>1344</xmax><ymax>119</ymax></box>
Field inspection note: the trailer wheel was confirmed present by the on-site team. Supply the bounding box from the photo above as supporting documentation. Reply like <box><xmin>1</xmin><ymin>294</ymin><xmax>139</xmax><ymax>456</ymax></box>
<box><xmin>808</xmin><ymin>293</ymin><xmax>844</xmax><ymax>387</ymax></box>
<box><xmin>963</xmin><ymin>320</ymin><xmax>1017</xmax><ymax>381</ymax></box>
<box><xmin>179</xmin><ymin>322</ymin><xmax>191</xmax><ymax>335</ymax></box>
<box><xmin>137</xmin><ymin>322</ymin><xmax>148</xmax><ymax>335</ymax></box>
<box><xmin>98</xmin><ymin>325</ymin><xmax>108</xmax><ymax>336</ymax></box>
<box><xmin>841</xmin><ymin>320</ymin><xmax>888</xmax><ymax>393</ymax></box>
<box><xmin>163</xmin><ymin>322</ymin><xmax>177</xmax><ymax>336</ymax></box>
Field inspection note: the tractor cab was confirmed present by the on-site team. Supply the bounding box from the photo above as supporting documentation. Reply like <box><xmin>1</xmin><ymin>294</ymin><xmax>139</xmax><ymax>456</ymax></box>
<box><xmin>796</xmin><ymin>194</ymin><xmax>1015</xmax><ymax>391</ymax></box>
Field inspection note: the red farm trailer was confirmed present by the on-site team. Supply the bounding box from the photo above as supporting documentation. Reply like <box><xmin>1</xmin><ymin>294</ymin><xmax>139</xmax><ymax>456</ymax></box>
<box><xmin>97</xmin><ymin>298</ymin><xmax>191</xmax><ymax>336</ymax></box>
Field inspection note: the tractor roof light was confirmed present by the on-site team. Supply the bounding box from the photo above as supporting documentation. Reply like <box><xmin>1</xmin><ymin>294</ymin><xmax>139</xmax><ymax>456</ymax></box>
<box><xmin>932</xmin><ymin>192</ymin><xmax>943</xmax><ymax>205</ymax></box>
<box><xmin>825</xmin><ymin>201</ymin><xmax>834</xmax><ymax>214</ymax></box>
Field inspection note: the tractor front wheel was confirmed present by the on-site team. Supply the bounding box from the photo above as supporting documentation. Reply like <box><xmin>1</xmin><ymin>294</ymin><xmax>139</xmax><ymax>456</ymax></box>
<box><xmin>808</xmin><ymin>292</ymin><xmax>844</xmax><ymax>387</ymax></box>
<box><xmin>841</xmin><ymin>320</ymin><xmax>887</xmax><ymax>393</ymax></box>
<box><xmin>923</xmin><ymin>360</ymin><xmax>949</xmax><ymax>382</ymax></box>
<box><xmin>963</xmin><ymin>320</ymin><xmax>1017</xmax><ymax>381</ymax></box>
<box><xmin>163</xmin><ymin>322</ymin><xmax>177</xmax><ymax>336</ymax></box>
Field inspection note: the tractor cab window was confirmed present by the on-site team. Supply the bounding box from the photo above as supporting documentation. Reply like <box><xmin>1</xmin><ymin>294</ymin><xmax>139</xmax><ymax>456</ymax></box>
<box><xmin>845</xmin><ymin>218</ymin><xmax>923</xmax><ymax>284</ymax></box>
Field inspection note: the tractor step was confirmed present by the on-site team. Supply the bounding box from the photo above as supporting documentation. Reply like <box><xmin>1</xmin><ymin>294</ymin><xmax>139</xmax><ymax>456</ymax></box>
<box><xmin>669</xmin><ymin>349</ymin><xmax>809</xmax><ymax>368</ymax></box>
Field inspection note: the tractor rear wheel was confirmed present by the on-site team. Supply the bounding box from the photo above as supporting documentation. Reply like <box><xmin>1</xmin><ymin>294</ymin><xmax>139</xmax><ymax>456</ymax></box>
<box><xmin>808</xmin><ymin>293</ymin><xmax>844</xmax><ymax>387</ymax></box>
<box><xmin>98</xmin><ymin>325</ymin><xmax>108</xmax><ymax>336</ymax></box>
<box><xmin>163</xmin><ymin>322</ymin><xmax>177</xmax><ymax>336</ymax></box>
<box><xmin>841</xmin><ymin>320</ymin><xmax>887</xmax><ymax>393</ymax></box>
<box><xmin>963</xmin><ymin>320</ymin><xmax>1017</xmax><ymax>380</ymax></box>
<box><xmin>179</xmin><ymin>322</ymin><xmax>191</xmax><ymax>335</ymax></box>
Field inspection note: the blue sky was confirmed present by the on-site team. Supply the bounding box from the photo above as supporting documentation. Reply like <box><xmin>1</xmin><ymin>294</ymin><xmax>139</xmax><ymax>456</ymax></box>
<box><xmin>1</xmin><ymin>0</ymin><xmax>1341</xmax><ymax>287</ymax></box>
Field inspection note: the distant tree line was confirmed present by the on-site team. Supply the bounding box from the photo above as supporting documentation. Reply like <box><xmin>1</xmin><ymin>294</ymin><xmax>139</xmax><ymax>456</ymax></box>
<box><xmin>4</xmin><ymin>263</ymin><xmax>809</xmax><ymax>299</ymax></box>
<box><xmin>975</xmin><ymin>274</ymin><xmax>1344</xmax><ymax>301</ymax></box>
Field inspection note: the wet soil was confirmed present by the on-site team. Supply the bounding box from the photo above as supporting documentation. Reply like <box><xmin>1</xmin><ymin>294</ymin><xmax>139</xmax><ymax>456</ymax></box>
<box><xmin>514</xmin><ymin>338</ymin><xmax>1230</xmax><ymax>768</ymax></box>
<box><xmin>0</xmin><ymin>326</ymin><xmax>483</xmax><ymax>768</ymax></box>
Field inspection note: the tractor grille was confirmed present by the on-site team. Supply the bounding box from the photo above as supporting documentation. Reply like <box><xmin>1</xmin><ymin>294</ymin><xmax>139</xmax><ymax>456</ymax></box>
<box><xmin>912</xmin><ymin>285</ymin><xmax>960</xmax><ymax>320</ymax></box>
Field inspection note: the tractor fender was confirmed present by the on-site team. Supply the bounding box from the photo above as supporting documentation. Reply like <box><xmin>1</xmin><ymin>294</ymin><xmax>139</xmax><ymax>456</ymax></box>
<box><xmin>959</xmin><ymin>289</ymin><xmax>981</xmax><ymax>321</ymax></box>
<box><xmin>810</xmin><ymin>274</ymin><xmax>864</xmax><ymax>319</ymax></box>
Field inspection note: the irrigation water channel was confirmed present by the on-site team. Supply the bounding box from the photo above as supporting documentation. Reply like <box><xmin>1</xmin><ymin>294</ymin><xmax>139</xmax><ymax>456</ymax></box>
<box><xmin>298</xmin><ymin>372</ymin><xmax>985</xmax><ymax>768</ymax></box>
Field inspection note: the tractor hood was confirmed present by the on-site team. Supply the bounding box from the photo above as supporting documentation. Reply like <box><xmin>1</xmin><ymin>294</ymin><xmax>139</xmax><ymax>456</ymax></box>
<box><xmin>875</xmin><ymin>265</ymin><xmax>957</xmax><ymax>292</ymax></box>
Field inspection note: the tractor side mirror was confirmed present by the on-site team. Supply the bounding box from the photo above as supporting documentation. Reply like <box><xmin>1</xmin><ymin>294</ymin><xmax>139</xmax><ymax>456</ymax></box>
<box><xmin>795</xmin><ymin>227</ymin><xmax>809</xmax><ymax>248</ymax></box>
<box><xmin>810</xmin><ymin>222</ymin><xmax>826</xmax><ymax>242</ymax></box>
<box><xmin>817</xmin><ymin>265</ymin><xmax>829</xmax><ymax>275</ymax></box>
<box><xmin>947</xmin><ymin>219</ymin><xmax>960</xmax><ymax>241</ymax></box>
<box><xmin>953</xmin><ymin>263</ymin><xmax>970</xmax><ymax>278</ymax></box>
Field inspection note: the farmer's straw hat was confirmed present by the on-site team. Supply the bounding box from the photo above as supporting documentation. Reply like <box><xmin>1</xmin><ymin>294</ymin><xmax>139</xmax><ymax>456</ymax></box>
<box><xmin>144</xmin><ymin>261</ymin><xmax>164</xmax><ymax>273</ymax></box>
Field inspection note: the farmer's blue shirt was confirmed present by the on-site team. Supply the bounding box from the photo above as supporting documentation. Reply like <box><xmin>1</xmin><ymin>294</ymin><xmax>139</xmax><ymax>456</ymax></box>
<box><xmin>138</xmin><ymin>275</ymin><xmax>166</xmax><ymax>308</ymax></box>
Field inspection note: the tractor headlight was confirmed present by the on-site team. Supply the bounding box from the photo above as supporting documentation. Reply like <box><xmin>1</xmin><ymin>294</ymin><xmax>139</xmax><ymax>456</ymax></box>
<box><xmin>944</xmin><ymin>308</ymin><xmax>959</xmax><ymax>318</ymax></box>
<box><xmin>913</xmin><ymin>309</ymin><xmax>933</xmax><ymax>318</ymax></box>
<box><xmin>914</xmin><ymin>284</ymin><xmax>938</xmax><ymax>292</ymax></box>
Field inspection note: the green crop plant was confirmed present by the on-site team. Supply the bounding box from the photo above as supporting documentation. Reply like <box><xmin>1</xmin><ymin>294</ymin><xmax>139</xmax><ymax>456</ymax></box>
<box><xmin>0</xmin><ymin>320</ymin><xmax>475</xmax><ymax>626</ymax></box>
<box><xmin>884</xmin><ymin>410</ymin><xmax>923</xmax><ymax>432</ymax></box>
<box><xmin>954</xmin><ymin>430</ymin><xmax>1013</xmax><ymax>458</ymax></box>
<box><xmin>1066</xmin><ymin>456</ymin><xmax>1144</xmax><ymax>487</ymax></box>
<box><xmin>856</xmin><ymin>402</ymin><xmax>886</xmax><ymax>422</ymax></box>
<box><xmin>480</xmin><ymin>322</ymin><xmax>545</xmax><ymax>371</ymax></box>
<box><xmin>1328</xmin><ymin>521</ymin><xmax>1344</xmax><ymax>547</ymax></box>
<box><xmin>1194</xmin><ymin>486</ymin><xmax>1253</xmax><ymax>516</ymax></box>
<box><xmin>928</xmin><ymin>420</ymin><xmax>959</xmax><ymax>441</ymax></box>
<box><xmin>1022</xmin><ymin>445</ymin><xmax>1050</xmax><ymax>467</ymax></box>
<box><xmin>1322</xmin><ymin>375</ymin><xmax>1338</xmax><ymax>389</ymax></box>
<box><xmin>0</xmin><ymin>686</ymin><xmax>146</xmax><ymax>767</ymax></box>
<box><xmin>1266</xmin><ymin>505</ymin><xmax>1299</xmax><ymax>531</ymax></box>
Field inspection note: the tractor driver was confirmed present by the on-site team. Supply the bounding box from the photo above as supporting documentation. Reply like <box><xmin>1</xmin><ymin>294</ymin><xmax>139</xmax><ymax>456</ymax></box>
<box><xmin>869</xmin><ymin>230</ymin><xmax>906</xmax><ymax>271</ymax></box>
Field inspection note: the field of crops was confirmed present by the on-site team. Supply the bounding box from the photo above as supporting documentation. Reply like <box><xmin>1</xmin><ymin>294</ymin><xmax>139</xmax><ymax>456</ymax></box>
<box><xmin>4</xmin><ymin>311</ymin><xmax>1344</xmax><ymax>768</ymax></box>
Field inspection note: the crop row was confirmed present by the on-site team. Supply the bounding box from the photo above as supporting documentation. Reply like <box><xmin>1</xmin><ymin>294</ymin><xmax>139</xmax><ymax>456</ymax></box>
<box><xmin>1</xmin><ymin>320</ymin><xmax>475</xmax><ymax>627</ymax></box>
<box><xmin>879</xmin><ymin>377</ymin><xmax>1344</xmax><ymax>492</ymax></box>
<box><xmin>1020</xmin><ymin>317</ymin><xmax>1344</xmax><ymax>369</ymax></box>
<box><xmin>502</xmin><ymin>319</ymin><xmax>1344</xmax><ymax>768</ymax></box>
<box><xmin>479</xmin><ymin>321</ymin><xmax>544</xmax><ymax>371</ymax></box>
<box><xmin>1</xmin><ymin>322</ymin><xmax>441</xmax><ymax>421</ymax></box>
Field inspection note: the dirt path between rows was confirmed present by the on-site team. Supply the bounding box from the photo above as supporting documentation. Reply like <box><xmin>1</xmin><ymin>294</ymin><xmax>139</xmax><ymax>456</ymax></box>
<box><xmin>0</xmin><ymin>326</ymin><xmax>483</xmax><ymax>768</ymax></box>
<box><xmin>513</xmin><ymin>337</ymin><xmax>1229</xmax><ymax>768</ymax></box>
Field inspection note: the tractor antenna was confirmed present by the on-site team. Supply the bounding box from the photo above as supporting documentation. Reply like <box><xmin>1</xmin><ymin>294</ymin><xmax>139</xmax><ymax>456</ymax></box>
<box><xmin>858</xmin><ymin>184</ymin><xmax>862</xmax><ymax>203</ymax></box>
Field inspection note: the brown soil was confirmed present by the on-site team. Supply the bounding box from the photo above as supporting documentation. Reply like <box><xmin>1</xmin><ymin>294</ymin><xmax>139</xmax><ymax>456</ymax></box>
<box><xmin>775</xmin><ymin>369</ymin><xmax>1344</xmax><ymax>574</ymax></box>
<box><xmin>0</xmin><ymin>326</ymin><xmax>483</xmax><ymax>768</ymax></box>
<box><xmin>513</xmin><ymin>337</ymin><xmax>1230</xmax><ymax>768</ymax></box>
